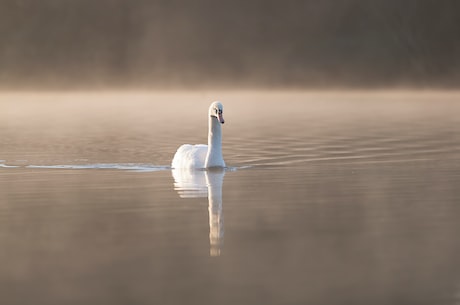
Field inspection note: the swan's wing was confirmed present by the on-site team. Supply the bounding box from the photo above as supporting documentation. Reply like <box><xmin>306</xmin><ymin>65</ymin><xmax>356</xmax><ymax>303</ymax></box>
<box><xmin>171</xmin><ymin>144</ymin><xmax>208</xmax><ymax>169</ymax></box>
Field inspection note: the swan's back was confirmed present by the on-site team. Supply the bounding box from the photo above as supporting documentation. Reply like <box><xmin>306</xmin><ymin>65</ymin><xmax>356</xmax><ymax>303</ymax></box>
<box><xmin>172</xmin><ymin>144</ymin><xmax>208</xmax><ymax>169</ymax></box>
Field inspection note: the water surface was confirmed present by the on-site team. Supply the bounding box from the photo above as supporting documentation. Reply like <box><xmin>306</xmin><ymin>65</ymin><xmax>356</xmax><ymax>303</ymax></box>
<box><xmin>1</xmin><ymin>91</ymin><xmax>460</xmax><ymax>305</ymax></box>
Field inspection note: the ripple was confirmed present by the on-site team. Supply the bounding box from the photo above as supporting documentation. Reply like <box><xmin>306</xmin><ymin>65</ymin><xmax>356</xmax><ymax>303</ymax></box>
<box><xmin>13</xmin><ymin>163</ymin><xmax>248</xmax><ymax>173</ymax></box>
<box><xmin>0</xmin><ymin>163</ymin><xmax>19</xmax><ymax>168</ymax></box>
<box><xmin>228</xmin><ymin>125</ymin><xmax>460</xmax><ymax>167</ymax></box>
<box><xmin>25</xmin><ymin>163</ymin><xmax>170</xmax><ymax>172</ymax></box>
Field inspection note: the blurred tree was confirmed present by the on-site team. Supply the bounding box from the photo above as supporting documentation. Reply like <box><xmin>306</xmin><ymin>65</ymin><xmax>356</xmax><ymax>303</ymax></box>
<box><xmin>0</xmin><ymin>0</ymin><xmax>459</xmax><ymax>88</ymax></box>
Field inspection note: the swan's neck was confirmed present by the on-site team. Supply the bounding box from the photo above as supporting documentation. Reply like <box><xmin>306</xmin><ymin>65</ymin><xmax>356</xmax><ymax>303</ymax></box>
<box><xmin>205</xmin><ymin>116</ymin><xmax>224</xmax><ymax>168</ymax></box>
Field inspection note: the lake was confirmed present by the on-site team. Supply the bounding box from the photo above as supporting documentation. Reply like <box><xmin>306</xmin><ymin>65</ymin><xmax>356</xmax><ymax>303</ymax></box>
<box><xmin>1</xmin><ymin>90</ymin><xmax>460</xmax><ymax>305</ymax></box>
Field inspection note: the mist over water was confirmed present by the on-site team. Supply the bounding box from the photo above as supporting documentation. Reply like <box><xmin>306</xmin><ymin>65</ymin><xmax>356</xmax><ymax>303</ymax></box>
<box><xmin>1</xmin><ymin>1</ymin><xmax>460</xmax><ymax>89</ymax></box>
<box><xmin>1</xmin><ymin>91</ymin><xmax>460</xmax><ymax>304</ymax></box>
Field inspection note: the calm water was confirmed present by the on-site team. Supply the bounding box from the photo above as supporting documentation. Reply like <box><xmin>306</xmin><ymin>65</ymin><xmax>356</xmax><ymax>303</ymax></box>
<box><xmin>1</xmin><ymin>91</ymin><xmax>460</xmax><ymax>305</ymax></box>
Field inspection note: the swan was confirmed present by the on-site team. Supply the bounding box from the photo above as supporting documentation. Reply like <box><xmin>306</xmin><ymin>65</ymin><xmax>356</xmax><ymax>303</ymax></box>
<box><xmin>171</xmin><ymin>101</ymin><xmax>226</xmax><ymax>169</ymax></box>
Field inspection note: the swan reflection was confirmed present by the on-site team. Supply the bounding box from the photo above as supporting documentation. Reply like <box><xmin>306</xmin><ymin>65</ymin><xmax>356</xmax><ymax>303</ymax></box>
<box><xmin>172</xmin><ymin>168</ymin><xmax>225</xmax><ymax>256</ymax></box>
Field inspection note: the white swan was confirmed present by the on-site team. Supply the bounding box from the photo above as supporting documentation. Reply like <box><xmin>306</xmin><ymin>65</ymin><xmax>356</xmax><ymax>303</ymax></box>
<box><xmin>171</xmin><ymin>101</ymin><xmax>226</xmax><ymax>169</ymax></box>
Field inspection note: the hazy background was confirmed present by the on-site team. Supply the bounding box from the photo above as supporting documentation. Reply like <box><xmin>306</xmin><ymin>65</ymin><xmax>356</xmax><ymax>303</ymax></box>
<box><xmin>1</xmin><ymin>0</ymin><xmax>460</xmax><ymax>89</ymax></box>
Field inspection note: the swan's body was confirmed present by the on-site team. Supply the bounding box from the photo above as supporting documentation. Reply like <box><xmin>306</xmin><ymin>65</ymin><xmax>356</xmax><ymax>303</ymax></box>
<box><xmin>172</xmin><ymin>102</ymin><xmax>226</xmax><ymax>169</ymax></box>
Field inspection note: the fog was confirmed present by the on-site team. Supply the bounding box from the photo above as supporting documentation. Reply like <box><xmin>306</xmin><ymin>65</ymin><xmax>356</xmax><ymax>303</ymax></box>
<box><xmin>1</xmin><ymin>0</ymin><xmax>460</xmax><ymax>89</ymax></box>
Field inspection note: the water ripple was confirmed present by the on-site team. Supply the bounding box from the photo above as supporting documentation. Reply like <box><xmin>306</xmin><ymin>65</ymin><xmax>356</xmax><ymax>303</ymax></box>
<box><xmin>25</xmin><ymin>163</ymin><xmax>170</xmax><ymax>172</ymax></box>
<box><xmin>229</xmin><ymin>124</ymin><xmax>460</xmax><ymax>167</ymax></box>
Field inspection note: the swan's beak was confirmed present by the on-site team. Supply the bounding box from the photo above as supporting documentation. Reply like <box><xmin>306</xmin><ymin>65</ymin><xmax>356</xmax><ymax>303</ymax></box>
<box><xmin>218</xmin><ymin>113</ymin><xmax>225</xmax><ymax>124</ymax></box>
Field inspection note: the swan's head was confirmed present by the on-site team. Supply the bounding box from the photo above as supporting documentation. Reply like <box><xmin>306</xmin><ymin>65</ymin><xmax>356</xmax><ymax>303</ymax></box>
<box><xmin>209</xmin><ymin>101</ymin><xmax>225</xmax><ymax>124</ymax></box>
